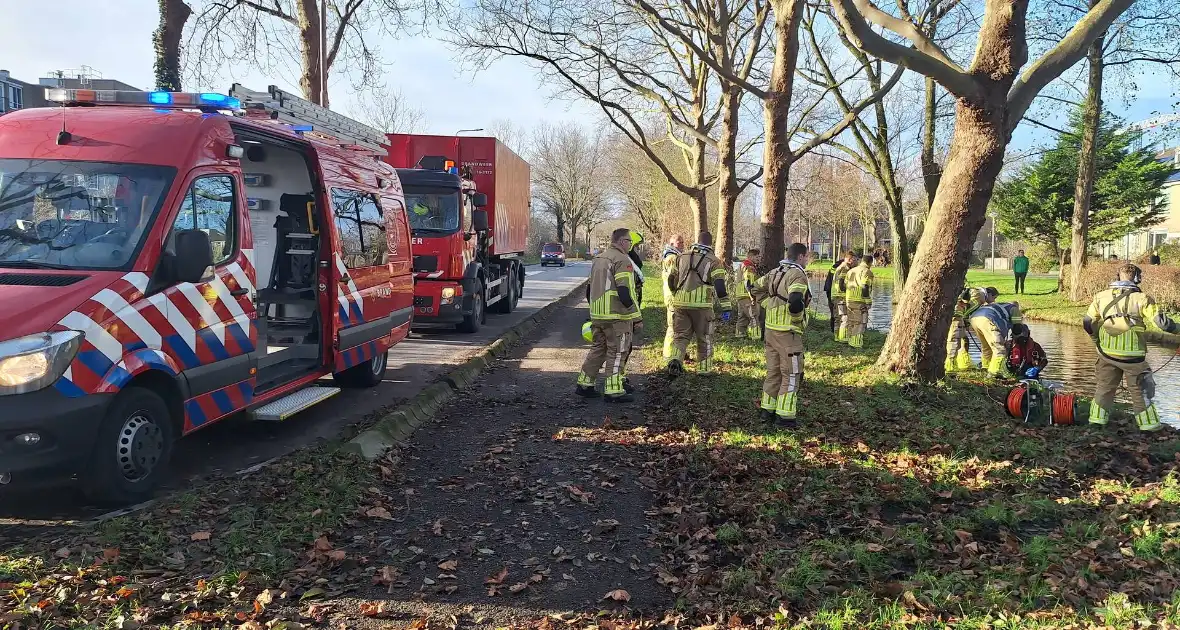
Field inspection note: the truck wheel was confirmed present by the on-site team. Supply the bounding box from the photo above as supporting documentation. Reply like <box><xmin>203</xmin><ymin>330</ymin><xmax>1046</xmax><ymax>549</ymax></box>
<box><xmin>458</xmin><ymin>284</ymin><xmax>484</xmax><ymax>333</ymax></box>
<box><xmin>334</xmin><ymin>350</ymin><xmax>388</xmax><ymax>388</ymax></box>
<box><xmin>81</xmin><ymin>387</ymin><xmax>175</xmax><ymax>505</ymax></box>
<box><xmin>512</xmin><ymin>266</ymin><xmax>523</xmax><ymax>308</ymax></box>
<box><xmin>496</xmin><ymin>271</ymin><xmax>516</xmax><ymax>314</ymax></box>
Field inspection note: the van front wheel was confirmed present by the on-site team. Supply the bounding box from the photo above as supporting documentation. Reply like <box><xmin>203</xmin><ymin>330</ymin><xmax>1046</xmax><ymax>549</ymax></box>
<box><xmin>82</xmin><ymin>387</ymin><xmax>175</xmax><ymax>505</ymax></box>
<box><xmin>334</xmin><ymin>350</ymin><xmax>388</xmax><ymax>387</ymax></box>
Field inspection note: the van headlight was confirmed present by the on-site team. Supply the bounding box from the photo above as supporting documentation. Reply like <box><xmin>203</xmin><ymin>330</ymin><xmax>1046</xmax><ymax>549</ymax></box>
<box><xmin>0</xmin><ymin>331</ymin><xmax>83</xmax><ymax>395</ymax></box>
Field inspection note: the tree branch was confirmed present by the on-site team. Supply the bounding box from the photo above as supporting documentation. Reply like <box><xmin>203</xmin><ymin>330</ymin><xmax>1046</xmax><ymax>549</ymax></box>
<box><xmin>1006</xmin><ymin>0</ymin><xmax>1137</xmax><ymax>131</ymax></box>
<box><xmin>827</xmin><ymin>0</ymin><xmax>980</xmax><ymax>100</ymax></box>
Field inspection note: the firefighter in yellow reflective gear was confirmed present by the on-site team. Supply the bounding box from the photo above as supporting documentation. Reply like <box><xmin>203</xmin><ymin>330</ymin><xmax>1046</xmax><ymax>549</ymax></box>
<box><xmin>576</xmin><ymin>228</ymin><xmax>642</xmax><ymax>402</ymax></box>
<box><xmin>1083</xmin><ymin>264</ymin><xmax>1178</xmax><ymax>431</ymax></box>
<box><xmin>733</xmin><ymin>248</ymin><xmax>762</xmax><ymax>340</ymax></box>
<box><xmin>968</xmin><ymin>287</ymin><xmax>1022</xmax><ymax>377</ymax></box>
<box><xmin>661</xmin><ymin>234</ymin><xmax>685</xmax><ymax>360</ymax></box>
<box><xmin>945</xmin><ymin>287</ymin><xmax>988</xmax><ymax>373</ymax></box>
<box><xmin>667</xmin><ymin>231</ymin><xmax>730</xmax><ymax>375</ymax></box>
<box><xmin>826</xmin><ymin>250</ymin><xmax>856</xmax><ymax>341</ymax></box>
<box><xmin>619</xmin><ymin>230</ymin><xmax>646</xmax><ymax>392</ymax></box>
<box><xmin>753</xmin><ymin>243</ymin><xmax>812</xmax><ymax>428</ymax></box>
<box><xmin>841</xmin><ymin>255</ymin><xmax>874</xmax><ymax>348</ymax></box>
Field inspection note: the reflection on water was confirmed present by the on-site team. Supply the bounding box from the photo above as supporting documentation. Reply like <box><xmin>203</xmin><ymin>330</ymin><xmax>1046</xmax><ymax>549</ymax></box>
<box><xmin>807</xmin><ymin>277</ymin><xmax>1180</xmax><ymax>426</ymax></box>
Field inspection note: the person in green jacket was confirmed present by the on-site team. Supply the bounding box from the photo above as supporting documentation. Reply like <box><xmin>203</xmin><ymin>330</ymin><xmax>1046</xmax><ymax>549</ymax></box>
<box><xmin>1012</xmin><ymin>249</ymin><xmax>1030</xmax><ymax>294</ymax></box>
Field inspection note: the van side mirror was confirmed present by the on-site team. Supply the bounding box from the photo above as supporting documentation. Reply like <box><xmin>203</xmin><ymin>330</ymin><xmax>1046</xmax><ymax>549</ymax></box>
<box><xmin>471</xmin><ymin>192</ymin><xmax>488</xmax><ymax>208</ymax></box>
<box><xmin>472</xmin><ymin>210</ymin><xmax>490</xmax><ymax>233</ymax></box>
<box><xmin>174</xmin><ymin>229</ymin><xmax>214</xmax><ymax>283</ymax></box>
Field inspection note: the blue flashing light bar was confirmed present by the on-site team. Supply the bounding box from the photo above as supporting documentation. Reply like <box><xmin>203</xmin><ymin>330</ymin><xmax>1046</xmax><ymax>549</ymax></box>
<box><xmin>45</xmin><ymin>88</ymin><xmax>241</xmax><ymax>111</ymax></box>
<box><xmin>290</xmin><ymin>124</ymin><xmax>314</xmax><ymax>132</ymax></box>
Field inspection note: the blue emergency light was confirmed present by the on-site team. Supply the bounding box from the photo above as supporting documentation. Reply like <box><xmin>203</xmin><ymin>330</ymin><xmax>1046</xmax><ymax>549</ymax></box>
<box><xmin>45</xmin><ymin>88</ymin><xmax>241</xmax><ymax>111</ymax></box>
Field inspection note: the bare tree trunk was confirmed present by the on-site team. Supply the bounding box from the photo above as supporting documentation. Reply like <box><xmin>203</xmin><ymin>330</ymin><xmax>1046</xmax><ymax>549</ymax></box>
<box><xmin>556</xmin><ymin>210</ymin><xmax>565</xmax><ymax>244</ymax></box>
<box><xmin>887</xmin><ymin>195</ymin><xmax>910</xmax><ymax>286</ymax></box>
<box><xmin>296</xmin><ymin>0</ymin><xmax>325</xmax><ymax>105</ymax></box>
<box><xmin>759</xmin><ymin>0</ymin><xmax>804</xmax><ymax>270</ymax></box>
<box><xmin>1057</xmin><ymin>247</ymin><xmax>1068</xmax><ymax>292</ymax></box>
<box><xmin>690</xmin><ymin>139</ymin><xmax>708</xmax><ymax>238</ymax></box>
<box><xmin>716</xmin><ymin>83</ymin><xmax>741</xmax><ymax>267</ymax></box>
<box><xmin>920</xmin><ymin>77</ymin><xmax>941</xmax><ymax>210</ymax></box>
<box><xmin>876</xmin><ymin>99</ymin><xmax>1009</xmax><ymax>378</ymax></box>
<box><xmin>153</xmin><ymin>0</ymin><xmax>192</xmax><ymax>91</ymax></box>
<box><xmin>1069</xmin><ymin>32</ymin><xmax>1105</xmax><ymax>302</ymax></box>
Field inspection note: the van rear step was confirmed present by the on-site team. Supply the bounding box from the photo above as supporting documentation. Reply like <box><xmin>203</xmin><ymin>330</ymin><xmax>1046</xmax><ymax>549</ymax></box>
<box><xmin>251</xmin><ymin>386</ymin><xmax>341</xmax><ymax>421</ymax></box>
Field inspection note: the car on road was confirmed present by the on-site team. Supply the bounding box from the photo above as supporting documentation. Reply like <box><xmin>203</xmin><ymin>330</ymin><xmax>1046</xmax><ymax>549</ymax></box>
<box><xmin>540</xmin><ymin>243</ymin><xmax>566</xmax><ymax>267</ymax></box>
<box><xmin>0</xmin><ymin>85</ymin><xmax>414</xmax><ymax>503</ymax></box>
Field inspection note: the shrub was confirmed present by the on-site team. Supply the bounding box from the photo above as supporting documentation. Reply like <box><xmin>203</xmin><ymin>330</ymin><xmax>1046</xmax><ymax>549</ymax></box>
<box><xmin>1065</xmin><ymin>261</ymin><xmax>1180</xmax><ymax>311</ymax></box>
<box><xmin>1026</xmin><ymin>243</ymin><xmax>1059</xmax><ymax>273</ymax></box>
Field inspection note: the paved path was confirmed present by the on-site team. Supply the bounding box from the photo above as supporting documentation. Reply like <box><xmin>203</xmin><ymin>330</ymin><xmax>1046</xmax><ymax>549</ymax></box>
<box><xmin>285</xmin><ymin>299</ymin><xmax>671</xmax><ymax>626</ymax></box>
<box><xmin>0</xmin><ymin>263</ymin><xmax>589</xmax><ymax>520</ymax></box>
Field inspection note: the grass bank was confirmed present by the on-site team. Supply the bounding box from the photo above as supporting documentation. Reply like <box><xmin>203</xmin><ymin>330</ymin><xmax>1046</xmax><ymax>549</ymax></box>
<box><xmin>0</xmin><ymin>447</ymin><xmax>388</xmax><ymax>628</ymax></box>
<box><xmin>620</xmin><ymin>284</ymin><xmax>1180</xmax><ymax>627</ymax></box>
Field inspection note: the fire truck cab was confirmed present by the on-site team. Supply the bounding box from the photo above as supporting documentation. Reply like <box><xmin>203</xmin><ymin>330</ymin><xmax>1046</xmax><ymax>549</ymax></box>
<box><xmin>0</xmin><ymin>85</ymin><xmax>413</xmax><ymax>503</ymax></box>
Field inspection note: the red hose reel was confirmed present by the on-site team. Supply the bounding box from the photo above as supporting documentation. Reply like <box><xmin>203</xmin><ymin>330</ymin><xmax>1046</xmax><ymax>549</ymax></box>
<box><xmin>1005</xmin><ymin>382</ymin><xmax>1077</xmax><ymax>425</ymax></box>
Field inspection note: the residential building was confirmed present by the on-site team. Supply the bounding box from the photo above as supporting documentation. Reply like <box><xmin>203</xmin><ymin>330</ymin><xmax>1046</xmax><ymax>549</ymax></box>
<box><xmin>0</xmin><ymin>69</ymin><xmax>46</xmax><ymax>113</ymax></box>
<box><xmin>1111</xmin><ymin>147</ymin><xmax>1180</xmax><ymax>259</ymax></box>
<box><xmin>37</xmin><ymin>68</ymin><xmax>141</xmax><ymax>92</ymax></box>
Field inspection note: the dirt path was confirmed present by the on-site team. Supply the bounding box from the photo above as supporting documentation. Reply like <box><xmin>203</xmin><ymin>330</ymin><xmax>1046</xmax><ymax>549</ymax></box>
<box><xmin>314</xmin><ymin>302</ymin><xmax>671</xmax><ymax>627</ymax></box>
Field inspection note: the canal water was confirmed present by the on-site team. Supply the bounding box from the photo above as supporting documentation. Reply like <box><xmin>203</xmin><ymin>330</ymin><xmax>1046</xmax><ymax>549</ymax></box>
<box><xmin>806</xmin><ymin>278</ymin><xmax>1180</xmax><ymax>425</ymax></box>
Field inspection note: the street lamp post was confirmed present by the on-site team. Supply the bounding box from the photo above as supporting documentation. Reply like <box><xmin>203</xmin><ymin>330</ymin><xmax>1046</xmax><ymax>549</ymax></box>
<box><xmin>989</xmin><ymin>211</ymin><xmax>997</xmax><ymax>271</ymax></box>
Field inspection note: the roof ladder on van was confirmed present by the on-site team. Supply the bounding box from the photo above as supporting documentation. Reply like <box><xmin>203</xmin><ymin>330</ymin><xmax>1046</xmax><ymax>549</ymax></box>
<box><xmin>228</xmin><ymin>84</ymin><xmax>387</xmax><ymax>152</ymax></box>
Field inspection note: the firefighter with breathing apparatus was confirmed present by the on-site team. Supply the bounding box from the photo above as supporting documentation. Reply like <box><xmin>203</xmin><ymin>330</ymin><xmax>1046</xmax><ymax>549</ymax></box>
<box><xmin>754</xmin><ymin>243</ymin><xmax>812</xmax><ymax>428</ymax></box>
<box><xmin>841</xmin><ymin>254</ymin><xmax>874</xmax><ymax>348</ymax></box>
<box><xmin>661</xmin><ymin>234</ymin><xmax>685</xmax><ymax>360</ymax></box>
<box><xmin>1083</xmin><ymin>264</ymin><xmax>1178</xmax><ymax>431</ymax></box>
<box><xmin>825</xmin><ymin>250</ymin><xmax>856</xmax><ymax>341</ymax></box>
<box><xmin>576</xmin><ymin>227</ymin><xmax>642</xmax><ymax>402</ymax></box>
<box><xmin>618</xmin><ymin>230</ymin><xmax>646</xmax><ymax>392</ymax></box>
<box><xmin>946</xmin><ymin>287</ymin><xmax>988</xmax><ymax>373</ymax></box>
<box><xmin>733</xmin><ymin>249</ymin><xmax>762</xmax><ymax>340</ymax></box>
<box><xmin>968</xmin><ymin>287</ymin><xmax>1023</xmax><ymax>377</ymax></box>
<box><xmin>666</xmin><ymin>231</ymin><xmax>729</xmax><ymax>375</ymax></box>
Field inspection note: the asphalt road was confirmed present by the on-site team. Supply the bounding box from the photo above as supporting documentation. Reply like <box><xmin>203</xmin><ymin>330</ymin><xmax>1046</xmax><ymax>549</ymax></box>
<box><xmin>0</xmin><ymin>262</ymin><xmax>589</xmax><ymax>521</ymax></box>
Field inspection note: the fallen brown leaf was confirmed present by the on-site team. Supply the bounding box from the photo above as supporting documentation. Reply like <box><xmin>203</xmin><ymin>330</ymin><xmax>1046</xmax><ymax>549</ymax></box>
<box><xmin>485</xmin><ymin>567</ymin><xmax>509</xmax><ymax>585</ymax></box>
<box><xmin>191</xmin><ymin>531</ymin><xmax>212</xmax><ymax>542</ymax></box>
<box><xmin>438</xmin><ymin>560</ymin><xmax>458</xmax><ymax>571</ymax></box>
<box><xmin>603</xmin><ymin>589</ymin><xmax>631</xmax><ymax>603</ymax></box>
<box><xmin>365</xmin><ymin>506</ymin><xmax>393</xmax><ymax>520</ymax></box>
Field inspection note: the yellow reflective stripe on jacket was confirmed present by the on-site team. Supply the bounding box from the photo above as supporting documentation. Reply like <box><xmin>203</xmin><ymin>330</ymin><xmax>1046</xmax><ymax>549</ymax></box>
<box><xmin>673</xmin><ymin>285</ymin><xmax>715</xmax><ymax>307</ymax></box>
<box><xmin>1099</xmin><ymin>329</ymin><xmax>1146</xmax><ymax>357</ymax></box>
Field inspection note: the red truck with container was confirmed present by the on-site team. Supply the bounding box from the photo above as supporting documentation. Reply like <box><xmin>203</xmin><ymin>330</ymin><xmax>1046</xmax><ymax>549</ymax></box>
<box><xmin>383</xmin><ymin>135</ymin><xmax>530</xmax><ymax>332</ymax></box>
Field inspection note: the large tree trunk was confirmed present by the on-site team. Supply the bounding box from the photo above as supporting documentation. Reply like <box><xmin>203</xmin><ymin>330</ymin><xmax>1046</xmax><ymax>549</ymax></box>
<box><xmin>920</xmin><ymin>77</ymin><xmax>941</xmax><ymax>211</ymax></box>
<box><xmin>759</xmin><ymin>0</ymin><xmax>804</xmax><ymax>270</ymax></box>
<box><xmin>1068</xmin><ymin>32</ymin><xmax>1105</xmax><ymax>302</ymax></box>
<box><xmin>296</xmin><ymin>0</ymin><xmax>325</xmax><ymax>105</ymax></box>
<box><xmin>153</xmin><ymin>0</ymin><xmax>192</xmax><ymax>91</ymax></box>
<box><xmin>555</xmin><ymin>210</ymin><xmax>566</xmax><ymax>244</ymax></box>
<box><xmin>876</xmin><ymin>99</ymin><xmax>1009</xmax><ymax>379</ymax></box>
<box><xmin>716</xmin><ymin>83</ymin><xmax>741</xmax><ymax>267</ymax></box>
<box><xmin>886</xmin><ymin>194</ymin><xmax>910</xmax><ymax>286</ymax></box>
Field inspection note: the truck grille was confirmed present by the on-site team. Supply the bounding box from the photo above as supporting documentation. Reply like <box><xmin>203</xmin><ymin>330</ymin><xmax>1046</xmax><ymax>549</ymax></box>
<box><xmin>413</xmin><ymin>255</ymin><xmax>438</xmax><ymax>272</ymax></box>
<box><xmin>414</xmin><ymin>296</ymin><xmax>434</xmax><ymax>307</ymax></box>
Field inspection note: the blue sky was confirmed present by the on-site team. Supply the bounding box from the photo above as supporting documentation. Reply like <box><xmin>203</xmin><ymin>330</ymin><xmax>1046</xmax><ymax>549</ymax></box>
<box><xmin>0</xmin><ymin>0</ymin><xmax>601</xmax><ymax>134</ymax></box>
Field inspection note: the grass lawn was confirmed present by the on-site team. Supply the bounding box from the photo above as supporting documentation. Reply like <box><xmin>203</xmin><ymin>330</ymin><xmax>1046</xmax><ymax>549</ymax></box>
<box><xmin>615</xmin><ymin>277</ymin><xmax>1180</xmax><ymax>627</ymax></box>
<box><xmin>0</xmin><ymin>448</ymin><xmax>388</xmax><ymax>628</ymax></box>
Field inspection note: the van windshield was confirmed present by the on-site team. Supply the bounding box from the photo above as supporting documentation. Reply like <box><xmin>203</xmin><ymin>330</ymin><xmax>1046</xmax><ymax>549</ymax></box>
<box><xmin>404</xmin><ymin>189</ymin><xmax>460</xmax><ymax>234</ymax></box>
<box><xmin>0</xmin><ymin>159</ymin><xmax>175</xmax><ymax>270</ymax></box>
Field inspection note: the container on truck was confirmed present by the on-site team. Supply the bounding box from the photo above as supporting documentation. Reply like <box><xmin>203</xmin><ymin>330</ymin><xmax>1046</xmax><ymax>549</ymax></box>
<box><xmin>0</xmin><ymin>84</ymin><xmax>414</xmax><ymax>502</ymax></box>
<box><xmin>383</xmin><ymin>135</ymin><xmax>530</xmax><ymax>332</ymax></box>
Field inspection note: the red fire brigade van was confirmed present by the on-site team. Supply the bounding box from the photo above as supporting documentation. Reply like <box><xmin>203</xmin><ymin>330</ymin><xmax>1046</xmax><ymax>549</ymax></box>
<box><xmin>0</xmin><ymin>85</ymin><xmax>413</xmax><ymax>502</ymax></box>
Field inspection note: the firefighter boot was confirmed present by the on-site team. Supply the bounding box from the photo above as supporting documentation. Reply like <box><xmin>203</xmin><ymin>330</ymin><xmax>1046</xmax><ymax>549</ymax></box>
<box><xmin>666</xmin><ymin>359</ymin><xmax>684</xmax><ymax>378</ymax></box>
<box><xmin>575</xmin><ymin>385</ymin><xmax>601</xmax><ymax>398</ymax></box>
<box><xmin>759</xmin><ymin>409</ymin><xmax>776</xmax><ymax>423</ymax></box>
<box><xmin>605</xmin><ymin>392</ymin><xmax>635</xmax><ymax>403</ymax></box>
